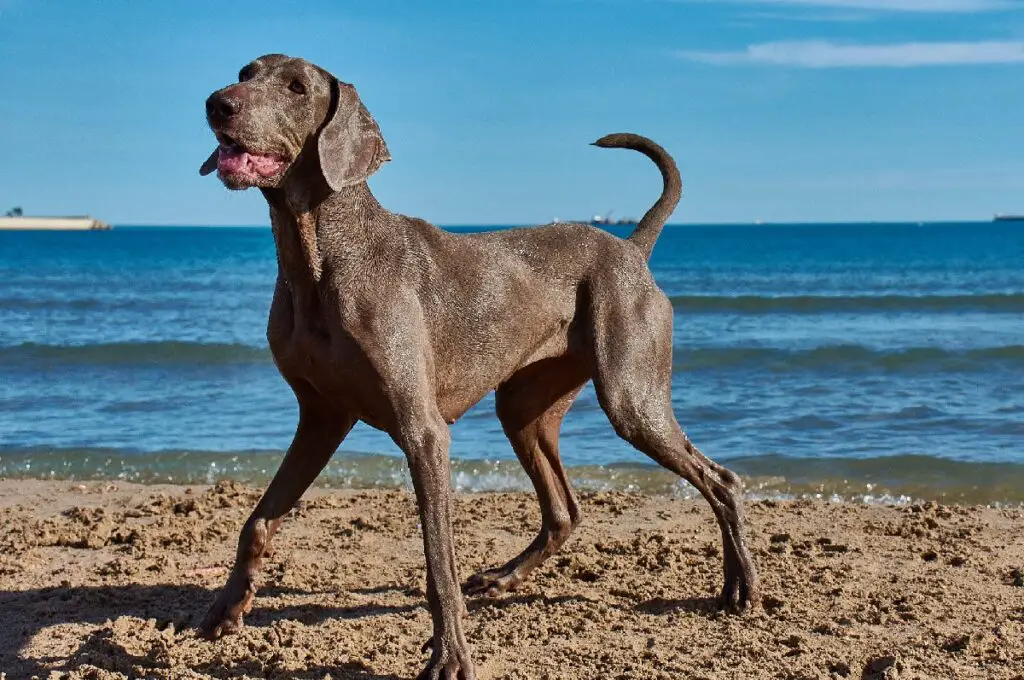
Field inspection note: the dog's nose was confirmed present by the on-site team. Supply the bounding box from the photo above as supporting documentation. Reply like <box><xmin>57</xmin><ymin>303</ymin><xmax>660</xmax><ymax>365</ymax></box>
<box><xmin>206</xmin><ymin>92</ymin><xmax>242</xmax><ymax>120</ymax></box>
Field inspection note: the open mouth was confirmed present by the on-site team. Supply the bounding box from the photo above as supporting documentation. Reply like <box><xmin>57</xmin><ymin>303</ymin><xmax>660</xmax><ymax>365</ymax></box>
<box><xmin>216</xmin><ymin>137</ymin><xmax>287</xmax><ymax>179</ymax></box>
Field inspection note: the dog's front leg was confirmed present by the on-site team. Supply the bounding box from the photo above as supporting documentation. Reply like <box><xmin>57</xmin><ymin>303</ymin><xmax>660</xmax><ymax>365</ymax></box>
<box><xmin>201</xmin><ymin>403</ymin><xmax>352</xmax><ymax>639</ymax></box>
<box><xmin>395</xmin><ymin>410</ymin><xmax>476</xmax><ymax>680</ymax></box>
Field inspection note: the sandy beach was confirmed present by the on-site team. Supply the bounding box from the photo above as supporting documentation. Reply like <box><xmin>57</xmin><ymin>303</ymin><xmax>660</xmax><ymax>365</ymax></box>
<box><xmin>1</xmin><ymin>480</ymin><xmax>1021</xmax><ymax>679</ymax></box>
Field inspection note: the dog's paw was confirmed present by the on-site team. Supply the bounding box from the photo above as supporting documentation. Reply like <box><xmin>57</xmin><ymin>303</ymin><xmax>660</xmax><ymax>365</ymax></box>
<box><xmin>463</xmin><ymin>568</ymin><xmax>522</xmax><ymax>598</ymax></box>
<box><xmin>200</xmin><ymin>609</ymin><xmax>244</xmax><ymax>639</ymax></box>
<box><xmin>417</xmin><ymin>647</ymin><xmax>477</xmax><ymax>680</ymax></box>
<box><xmin>200</xmin><ymin>580</ymin><xmax>254</xmax><ymax>640</ymax></box>
<box><xmin>718</xmin><ymin>571</ymin><xmax>761</xmax><ymax>615</ymax></box>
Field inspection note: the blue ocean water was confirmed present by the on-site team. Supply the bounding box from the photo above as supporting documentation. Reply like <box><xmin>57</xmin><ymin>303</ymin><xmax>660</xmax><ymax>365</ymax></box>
<box><xmin>1</xmin><ymin>223</ymin><xmax>1022</xmax><ymax>503</ymax></box>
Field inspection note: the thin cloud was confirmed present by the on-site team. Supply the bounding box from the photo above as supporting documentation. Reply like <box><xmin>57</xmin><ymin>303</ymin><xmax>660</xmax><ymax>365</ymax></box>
<box><xmin>715</xmin><ymin>0</ymin><xmax>1017</xmax><ymax>12</ymax></box>
<box><xmin>675</xmin><ymin>40</ymin><xmax>1024</xmax><ymax>68</ymax></box>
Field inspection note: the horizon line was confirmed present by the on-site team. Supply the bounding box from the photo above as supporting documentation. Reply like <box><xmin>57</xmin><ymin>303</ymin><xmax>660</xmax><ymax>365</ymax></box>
<box><xmin>103</xmin><ymin>219</ymin><xmax>1009</xmax><ymax>229</ymax></box>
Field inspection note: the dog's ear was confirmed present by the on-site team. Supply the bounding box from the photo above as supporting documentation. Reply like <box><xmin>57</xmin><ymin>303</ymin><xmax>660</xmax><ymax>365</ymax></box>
<box><xmin>317</xmin><ymin>78</ymin><xmax>390</xmax><ymax>191</ymax></box>
<box><xmin>199</xmin><ymin>148</ymin><xmax>219</xmax><ymax>176</ymax></box>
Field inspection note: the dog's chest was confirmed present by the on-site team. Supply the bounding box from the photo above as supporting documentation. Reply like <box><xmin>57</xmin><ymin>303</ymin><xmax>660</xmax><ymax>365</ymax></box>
<box><xmin>266</xmin><ymin>283</ymin><xmax>365</xmax><ymax>400</ymax></box>
<box><xmin>270</xmin><ymin>326</ymin><xmax>332</xmax><ymax>377</ymax></box>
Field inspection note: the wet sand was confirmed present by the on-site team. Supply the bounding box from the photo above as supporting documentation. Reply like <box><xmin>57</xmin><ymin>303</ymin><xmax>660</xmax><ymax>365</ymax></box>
<box><xmin>1</xmin><ymin>479</ymin><xmax>1022</xmax><ymax>679</ymax></box>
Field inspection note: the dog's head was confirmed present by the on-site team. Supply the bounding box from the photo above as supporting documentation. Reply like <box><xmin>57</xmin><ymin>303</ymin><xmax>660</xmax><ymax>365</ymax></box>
<box><xmin>200</xmin><ymin>54</ymin><xmax>390</xmax><ymax>192</ymax></box>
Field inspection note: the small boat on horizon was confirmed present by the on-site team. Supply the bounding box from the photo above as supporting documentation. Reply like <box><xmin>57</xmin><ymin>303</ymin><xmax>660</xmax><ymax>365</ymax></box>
<box><xmin>589</xmin><ymin>211</ymin><xmax>637</xmax><ymax>227</ymax></box>
<box><xmin>994</xmin><ymin>214</ymin><xmax>1024</xmax><ymax>222</ymax></box>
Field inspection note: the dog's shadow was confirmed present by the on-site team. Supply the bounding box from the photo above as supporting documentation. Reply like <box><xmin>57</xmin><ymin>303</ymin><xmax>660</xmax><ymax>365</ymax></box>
<box><xmin>0</xmin><ymin>583</ymin><xmax>410</xmax><ymax>679</ymax></box>
<box><xmin>0</xmin><ymin>582</ymin><xmax>602</xmax><ymax>679</ymax></box>
<box><xmin>1</xmin><ymin>580</ymin><xmax>712</xmax><ymax>677</ymax></box>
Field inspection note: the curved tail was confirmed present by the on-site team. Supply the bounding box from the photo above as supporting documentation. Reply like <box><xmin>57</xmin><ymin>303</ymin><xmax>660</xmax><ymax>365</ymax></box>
<box><xmin>591</xmin><ymin>133</ymin><xmax>682</xmax><ymax>259</ymax></box>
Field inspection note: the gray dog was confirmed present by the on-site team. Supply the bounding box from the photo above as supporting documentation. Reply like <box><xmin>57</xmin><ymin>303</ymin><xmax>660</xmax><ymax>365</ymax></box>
<box><xmin>199</xmin><ymin>53</ymin><xmax>760</xmax><ymax>679</ymax></box>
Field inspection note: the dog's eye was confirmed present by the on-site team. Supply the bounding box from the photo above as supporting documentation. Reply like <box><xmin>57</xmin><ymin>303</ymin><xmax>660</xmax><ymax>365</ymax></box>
<box><xmin>238</xmin><ymin>67</ymin><xmax>254</xmax><ymax>83</ymax></box>
<box><xmin>288</xmin><ymin>79</ymin><xmax>306</xmax><ymax>95</ymax></box>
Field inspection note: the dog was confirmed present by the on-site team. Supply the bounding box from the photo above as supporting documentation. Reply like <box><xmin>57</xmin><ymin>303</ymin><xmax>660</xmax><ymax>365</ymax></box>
<box><xmin>198</xmin><ymin>53</ymin><xmax>760</xmax><ymax>680</ymax></box>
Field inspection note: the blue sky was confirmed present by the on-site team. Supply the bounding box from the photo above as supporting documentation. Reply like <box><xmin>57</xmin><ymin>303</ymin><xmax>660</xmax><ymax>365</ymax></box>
<box><xmin>0</xmin><ymin>0</ymin><xmax>1022</xmax><ymax>225</ymax></box>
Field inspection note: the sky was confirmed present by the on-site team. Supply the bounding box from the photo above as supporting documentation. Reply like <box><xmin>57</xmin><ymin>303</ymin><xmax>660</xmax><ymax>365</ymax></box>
<box><xmin>0</xmin><ymin>0</ymin><xmax>1022</xmax><ymax>226</ymax></box>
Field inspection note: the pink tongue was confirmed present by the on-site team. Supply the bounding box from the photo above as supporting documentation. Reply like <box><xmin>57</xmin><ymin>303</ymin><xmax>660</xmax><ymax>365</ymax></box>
<box><xmin>217</xmin><ymin>147</ymin><xmax>249</xmax><ymax>173</ymax></box>
<box><xmin>217</xmin><ymin>147</ymin><xmax>285</xmax><ymax>176</ymax></box>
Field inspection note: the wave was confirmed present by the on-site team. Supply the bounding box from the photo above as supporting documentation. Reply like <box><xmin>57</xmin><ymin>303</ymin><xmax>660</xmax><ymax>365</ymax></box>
<box><xmin>0</xmin><ymin>341</ymin><xmax>270</xmax><ymax>366</ymax></box>
<box><xmin>669</xmin><ymin>293</ymin><xmax>1024</xmax><ymax>315</ymax></box>
<box><xmin>0</xmin><ymin>296</ymin><xmax>220</xmax><ymax>312</ymax></box>
<box><xmin>674</xmin><ymin>344</ymin><xmax>1024</xmax><ymax>373</ymax></box>
<box><xmin>2</xmin><ymin>341</ymin><xmax>1020</xmax><ymax>374</ymax></box>
<box><xmin>0</xmin><ymin>289</ymin><xmax>268</xmax><ymax>312</ymax></box>
<box><xmin>0</xmin><ymin>296</ymin><xmax>108</xmax><ymax>311</ymax></box>
<box><xmin>6</xmin><ymin>293</ymin><xmax>1021</xmax><ymax>316</ymax></box>
<box><xmin>1</xmin><ymin>447</ymin><xmax>1022</xmax><ymax>505</ymax></box>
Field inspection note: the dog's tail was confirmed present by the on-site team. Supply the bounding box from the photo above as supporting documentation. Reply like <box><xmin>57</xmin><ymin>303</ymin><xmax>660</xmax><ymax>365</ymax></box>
<box><xmin>591</xmin><ymin>133</ymin><xmax>682</xmax><ymax>259</ymax></box>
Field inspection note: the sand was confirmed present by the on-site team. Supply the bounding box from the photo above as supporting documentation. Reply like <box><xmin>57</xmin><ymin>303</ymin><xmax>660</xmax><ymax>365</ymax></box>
<box><xmin>0</xmin><ymin>480</ymin><xmax>1022</xmax><ymax>679</ymax></box>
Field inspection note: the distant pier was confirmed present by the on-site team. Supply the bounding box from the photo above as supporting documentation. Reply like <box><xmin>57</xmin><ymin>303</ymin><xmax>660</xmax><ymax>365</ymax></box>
<box><xmin>0</xmin><ymin>216</ymin><xmax>111</xmax><ymax>231</ymax></box>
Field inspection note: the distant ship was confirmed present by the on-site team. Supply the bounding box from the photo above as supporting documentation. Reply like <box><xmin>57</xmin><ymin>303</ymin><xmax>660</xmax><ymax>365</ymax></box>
<box><xmin>0</xmin><ymin>216</ymin><xmax>111</xmax><ymax>231</ymax></box>
<box><xmin>1</xmin><ymin>208</ymin><xmax>110</xmax><ymax>231</ymax></box>
<box><xmin>994</xmin><ymin>214</ymin><xmax>1024</xmax><ymax>222</ymax></box>
<box><xmin>589</xmin><ymin>211</ymin><xmax>637</xmax><ymax>227</ymax></box>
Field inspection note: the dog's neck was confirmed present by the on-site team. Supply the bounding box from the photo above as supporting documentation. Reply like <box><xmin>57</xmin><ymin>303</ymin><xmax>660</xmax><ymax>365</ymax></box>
<box><xmin>262</xmin><ymin>176</ymin><xmax>331</xmax><ymax>290</ymax></box>
<box><xmin>261</xmin><ymin>177</ymin><xmax>380</xmax><ymax>332</ymax></box>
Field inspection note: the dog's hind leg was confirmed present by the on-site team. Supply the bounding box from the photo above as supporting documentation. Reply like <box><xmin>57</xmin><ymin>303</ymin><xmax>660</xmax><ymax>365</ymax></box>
<box><xmin>587</xmin><ymin>281</ymin><xmax>761</xmax><ymax>612</ymax></box>
<box><xmin>464</xmin><ymin>358</ymin><xmax>588</xmax><ymax>597</ymax></box>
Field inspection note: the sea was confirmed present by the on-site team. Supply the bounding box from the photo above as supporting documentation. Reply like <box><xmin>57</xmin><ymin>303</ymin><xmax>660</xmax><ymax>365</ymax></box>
<box><xmin>1</xmin><ymin>222</ymin><xmax>1022</xmax><ymax>505</ymax></box>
